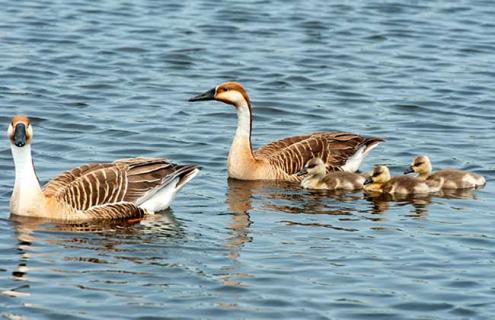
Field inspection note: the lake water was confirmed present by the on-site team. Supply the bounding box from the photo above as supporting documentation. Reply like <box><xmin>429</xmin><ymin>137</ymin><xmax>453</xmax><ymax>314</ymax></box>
<box><xmin>1</xmin><ymin>0</ymin><xmax>495</xmax><ymax>319</ymax></box>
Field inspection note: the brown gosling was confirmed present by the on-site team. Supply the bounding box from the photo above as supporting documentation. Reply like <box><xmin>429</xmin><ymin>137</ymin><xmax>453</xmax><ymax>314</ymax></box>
<box><xmin>297</xmin><ymin>158</ymin><xmax>365</xmax><ymax>190</ymax></box>
<box><xmin>8</xmin><ymin>115</ymin><xmax>200</xmax><ymax>221</ymax></box>
<box><xmin>189</xmin><ymin>82</ymin><xmax>384</xmax><ymax>181</ymax></box>
<box><xmin>364</xmin><ymin>165</ymin><xmax>441</xmax><ymax>194</ymax></box>
<box><xmin>405</xmin><ymin>155</ymin><xmax>486</xmax><ymax>189</ymax></box>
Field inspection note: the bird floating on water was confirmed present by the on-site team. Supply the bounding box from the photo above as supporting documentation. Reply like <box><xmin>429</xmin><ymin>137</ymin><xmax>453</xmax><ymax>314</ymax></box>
<box><xmin>8</xmin><ymin>115</ymin><xmax>199</xmax><ymax>221</ymax></box>
<box><xmin>189</xmin><ymin>82</ymin><xmax>383</xmax><ymax>181</ymax></box>
<box><xmin>297</xmin><ymin>157</ymin><xmax>365</xmax><ymax>190</ymax></box>
<box><xmin>404</xmin><ymin>155</ymin><xmax>485</xmax><ymax>189</ymax></box>
<box><xmin>364</xmin><ymin>165</ymin><xmax>442</xmax><ymax>194</ymax></box>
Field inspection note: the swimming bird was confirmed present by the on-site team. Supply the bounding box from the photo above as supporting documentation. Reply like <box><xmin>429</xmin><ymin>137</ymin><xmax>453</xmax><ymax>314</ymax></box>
<box><xmin>8</xmin><ymin>115</ymin><xmax>200</xmax><ymax>221</ymax></box>
<box><xmin>188</xmin><ymin>82</ymin><xmax>383</xmax><ymax>181</ymax></box>
<box><xmin>297</xmin><ymin>157</ymin><xmax>365</xmax><ymax>190</ymax></box>
<box><xmin>364</xmin><ymin>165</ymin><xmax>440</xmax><ymax>194</ymax></box>
<box><xmin>404</xmin><ymin>155</ymin><xmax>485</xmax><ymax>189</ymax></box>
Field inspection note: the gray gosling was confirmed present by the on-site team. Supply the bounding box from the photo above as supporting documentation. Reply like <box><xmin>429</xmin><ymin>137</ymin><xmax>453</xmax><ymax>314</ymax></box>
<box><xmin>364</xmin><ymin>165</ymin><xmax>442</xmax><ymax>194</ymax></box>
<box><xmin>297</xmin><ymin>158</ymin><xmax>365</xmax><ymax>190</ymax></box>
<box><xmin>405</xmin><ymin>155</ymin><xmax>485</xmax><ymax>189</ymax></box>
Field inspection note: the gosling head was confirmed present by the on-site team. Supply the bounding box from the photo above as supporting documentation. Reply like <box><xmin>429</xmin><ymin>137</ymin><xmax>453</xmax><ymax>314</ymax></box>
<box><xmin>8</xmin><ymin>115</ymin><xmax>33</xmax><ymax>148</ymax></box>
<box><xmin>188</xmin><ymin>82</ymin><xmax>251</xmax><ymax>107</ymax></box>
<box><xmin>364</xmin><ymin>165</ymin><xmax>391</xmax><ymax>185</ymax></box>
<box><xmin>296</xmin><ymin>157</ymin><xmax>326</xmax><ymax>177</ymax></box>
<box><xmin>404</xmin><ymin>155</ymin><xmax>432</xmax><ymax>175</ymax></box>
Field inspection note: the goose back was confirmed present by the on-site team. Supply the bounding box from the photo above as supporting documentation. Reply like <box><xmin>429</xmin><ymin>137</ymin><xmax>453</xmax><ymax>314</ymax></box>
<box><xmin>383</xmin><ymin>176</ymin><xmax>430</xmax><ymax>194</ymax></box>
<box><xmin>255</xmin><ymin>132</ymin><xmax>383</xmax><ymax>175</ymax></box>
<box><xmin>43</xmin><ymin>157</ymin><xmax>190</xmax><ymax>212</ymax></box>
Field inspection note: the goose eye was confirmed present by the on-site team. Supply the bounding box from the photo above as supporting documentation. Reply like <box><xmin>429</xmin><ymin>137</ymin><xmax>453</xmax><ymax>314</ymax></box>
<box><xmin>414</xmin><ymin>162</ymin><xmax>424</xmax><ymax>167</ymax></box>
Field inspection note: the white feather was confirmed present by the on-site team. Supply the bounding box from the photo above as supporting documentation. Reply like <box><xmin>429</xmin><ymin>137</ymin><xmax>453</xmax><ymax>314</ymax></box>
<box><xmin>341</xmin><ymin>143</ymin><xmax>381</xmax><ymax>172</ymax></box>
<box><xmin>138</xmin><ymin>168</ymin><xmax>199</xmax><ymax>213</ymax></box>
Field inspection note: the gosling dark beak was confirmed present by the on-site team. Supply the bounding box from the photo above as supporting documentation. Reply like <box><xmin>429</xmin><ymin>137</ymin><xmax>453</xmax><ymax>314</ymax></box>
<box><xmin>364</xmin><ymin>177</ymin><xmax>373</xmax><ymax>185</ymax></box>
<box><xmin>404</xmin><ymin>166</ymin><xmax>414</xmax><ymax>175</ymax></box>
<box><xmin>296</xmin><ymin>168</ymin><xmax>308</xmax><ymax>176</ymax></box>
<box><xmin>14</xmin><ymin>123</ymin><xmax>26</xmax><ymax>147</ymax></box>
<box><xmin>188</xmin><ymin>88</ymin><xmax>216</xmax><ymax>102</ymax></box>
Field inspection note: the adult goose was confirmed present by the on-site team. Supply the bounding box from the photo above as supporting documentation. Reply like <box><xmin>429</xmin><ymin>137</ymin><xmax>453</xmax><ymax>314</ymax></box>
<box><xmin>189</xmin><ymin>82</ymin><xmax>383</xmax><ymax>181</ymax></box>
<box><xmin>8</xmin><ymin>115</ymin><xmax>199</xmax><ymax>221</ymax></box>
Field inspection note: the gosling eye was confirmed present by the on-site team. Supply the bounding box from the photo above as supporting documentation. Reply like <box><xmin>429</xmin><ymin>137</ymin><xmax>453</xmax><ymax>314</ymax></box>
<box><xmin>372</xmin><ymin>172</ymin><xmax>381</xmax><ymax>177</ymax></box>
<box><xmin>414</xmin><ymin>162</ymin><xmax>424</xmax><ymax>167</ymax></box>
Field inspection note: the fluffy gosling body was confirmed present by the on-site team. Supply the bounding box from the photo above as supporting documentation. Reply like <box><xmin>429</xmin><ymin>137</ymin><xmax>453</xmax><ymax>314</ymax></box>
<box><xmin>405</xmin><ymin>155</ymin><xmax>485</xmax><ymax>189</ymax></box>
<box><xmin>297</xmin><ymin>158</ymin><xmax>365</xmax><ymax>190</ymax></box>
<box><xmin>364</xmin><ymin>165</ymin><xmax>440</xmax><ymax>194</ymax></box>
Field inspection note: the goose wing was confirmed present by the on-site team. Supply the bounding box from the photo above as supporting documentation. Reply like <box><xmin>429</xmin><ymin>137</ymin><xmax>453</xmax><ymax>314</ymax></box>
<box><xmin>83</xmin><ymin>203</ymin><xmax>147</xmax><ymax>220</ymax></box>
<box><xmin>255</xmin><ymin>132</ymin><xmax>383</xmax><ymax>174</ymax></box>
<box><xmin>43</xmin><ymin>157</ymin><xmax>196</xmax><ymax>211</ymax></box>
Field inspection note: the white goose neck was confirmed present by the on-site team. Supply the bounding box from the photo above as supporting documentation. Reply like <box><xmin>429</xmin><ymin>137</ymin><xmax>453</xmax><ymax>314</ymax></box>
<box><xmin>11</xmin><ymin>144</ymin><xmax>43</xmax><ymax>213</ymax></box>
<box><xmin>234</xmin><ymin>102</ymin><xmax>252</xmax><ymax>140</ymax></box>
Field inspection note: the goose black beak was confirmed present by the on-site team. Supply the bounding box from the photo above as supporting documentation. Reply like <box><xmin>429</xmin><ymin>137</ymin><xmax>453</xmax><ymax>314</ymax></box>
<box><xmin>403</xmin><ymin>166</ymin><xmax>414</xmax><ymax>174</ymax></box>
<box><xmin>188</xmin><ymin>88</ymin><xmax>216</xmax><ymax>102</ymax></box>
<box><xmin>363</xmin><ymin>177</ymin><xmax>373</xmax><ymax>185</ymax></box>
<box><xmin>296</xmin><ymin>168</ymin><xmax>308</xmax><ymax>176</ymax></box>
<box><xmin>14</xmin><ymin>123</ymin><xmax>26</xmax><ymax>147</ymax></box>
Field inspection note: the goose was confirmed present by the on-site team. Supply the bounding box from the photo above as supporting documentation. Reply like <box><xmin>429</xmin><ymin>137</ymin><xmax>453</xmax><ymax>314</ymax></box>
<box><xmin>188</xmin><ymin>82</ymin><xmax>383</xmax><ymax>181</ymax></box>
<box><xmin>297</xmin><ymin>157</ymin><xmax>365</xmax><ymax>190</ymax></box>
<box><xmin>404</xmin><ymin>155</ymin><xmax>485</xmax><ymax>189</ymax></box>
<box><xmin>8</xmin><ymin>115</ymin><xmax>200</xmax><ymax>221</ymax></box>
<box><xmin>364</xmin><ymin>165</ymin><xmax>441</xmax><ymax>194</ymax></box>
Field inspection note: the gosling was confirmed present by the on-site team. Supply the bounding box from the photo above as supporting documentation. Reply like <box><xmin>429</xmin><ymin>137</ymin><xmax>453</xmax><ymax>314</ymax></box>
<box><xmin>404</xmin><ymin>155</ymin><xmax>485</xmax><ymax>189</ymax></box>
<box><xmin>364</xmin><ymin>165</ymin><xmax>441</xmax><ymax>194</ymax></box>
<box><xmin>297</xmin><ymin>158</ymin><xmax>365</xmax><ymax>190</ymax></box>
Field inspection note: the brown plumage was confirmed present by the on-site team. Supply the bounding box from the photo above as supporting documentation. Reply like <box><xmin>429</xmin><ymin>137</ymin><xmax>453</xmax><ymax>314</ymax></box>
<box><xmin>189</xmin><ymin>82</ymin><xmax>383</xmax><ymax>181</ymax></box>
<box><xmin>8</xmin><ymin>115</ymin><xmax>200</xmax><ymax>221</ymax></box>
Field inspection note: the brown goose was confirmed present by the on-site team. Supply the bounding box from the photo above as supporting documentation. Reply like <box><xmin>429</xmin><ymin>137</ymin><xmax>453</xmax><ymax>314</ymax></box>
<box><xmin>297</xmin><ymin>157</ymin><xmax>365</xmax><ymax>190</ymax></box>
<box><xmin>189</xmin><ymin>82</ymin><xmax>383</xmax><ymax>181</ymax></box>
<box><xmin>405</xmin><ymin>155</ymin><xmax>485</xmax><ymax>189</ymax></box>
<box><xmin>8</xmin><ymin>115</ymin><xmax>200</xmax><ymax>221</ymax></box>
<box><xmin>364</xmin><ymin>165</ymin><xmax>441</xmax><ymax>194</ymax></box>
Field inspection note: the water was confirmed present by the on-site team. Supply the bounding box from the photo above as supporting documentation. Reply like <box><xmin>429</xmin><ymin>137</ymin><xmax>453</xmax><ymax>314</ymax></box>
<box><xmin>1</xmin><ymin>0</ymin><xmax>495</xmax><ymax>319</ymax></box>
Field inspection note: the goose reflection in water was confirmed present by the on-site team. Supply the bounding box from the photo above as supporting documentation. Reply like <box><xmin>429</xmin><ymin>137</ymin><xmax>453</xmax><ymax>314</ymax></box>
<box><xmin>364</xmin><ymin>191</ymin><xmax>433</xmax><ymax>217</ymax></box>
<box><xmin>226</xmin><ymin>177</ymin><xmax>478</xmax><ymax>227</ymax></box>
<box><xmin>365</xmin><ymin>187</ymin><xmax>479</xmax><ymax>217</ymax></box>
<box><xmin>225</xmin><ymin>178</ymin><xmax>360</xmax><ymax>256</ymax></box>
<box><xmin>227</xmin><ymin>179</ymin><xmax>357</xmax><ymax>216</ymax></box>
<box><xmin>5</xmin><ymin>212</ymin><xmax>182</xmax><ymax>297</ymax></box>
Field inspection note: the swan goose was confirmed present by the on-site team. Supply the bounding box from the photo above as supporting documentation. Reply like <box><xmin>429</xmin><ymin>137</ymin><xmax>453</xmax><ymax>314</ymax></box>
<box><xmin>364</xmin><ymin>165</ymin><xmax>442</xmax><ymax>194</ymax></box>
<box><xmin>8</xmin><ymin>115</ymin><xmax>200</xmax><ymax>221</ymax></box>
<box><xmin>189</xmin><ymin>82</ymin><xmax>383</xmax><ymax>181</ymax></box>
<box><xmin>404</xmin><ymin>155</ymin><xmax>485</xmax><ymax>189</ymax></box>
<box><xmin>297</xmin><ymin>157</ymin><xmax>365</xmax><ymax>190</ymax></box>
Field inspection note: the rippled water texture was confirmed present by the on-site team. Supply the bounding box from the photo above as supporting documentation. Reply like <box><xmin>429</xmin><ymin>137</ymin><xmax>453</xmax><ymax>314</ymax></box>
<box><xmin>1</xmin><ymin>0</ymin><xmax>495</xmax><ymax>319</ymax></box>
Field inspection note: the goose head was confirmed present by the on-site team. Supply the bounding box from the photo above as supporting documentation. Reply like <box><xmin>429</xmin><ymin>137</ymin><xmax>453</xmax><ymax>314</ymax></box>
<box><xmin>297</xmin><ymin>157</ymin><xmax>326</xmax><ymax>176</ymax></box>
<box><xmin>8</xmin><ymin>115</ymin><xmax>33</xmax><ymax>148</ymax></box>
<box><xmin>189</xmin><ymin>82</ymin><xmax>251</xmax><ymax>108</ymax></box>
<box><xmin>364</xmin><ymin>165</ymin><xmax>391</xmax><ymax>185</ymax></box>
<box><xmin>404</xmin><ymin>155</ymin><xmax>432</xmax><ymax>175</ymax></box>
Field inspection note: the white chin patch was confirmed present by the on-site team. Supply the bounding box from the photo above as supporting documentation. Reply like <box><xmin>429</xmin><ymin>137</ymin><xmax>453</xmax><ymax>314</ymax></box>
<box><xmin>218</xmin><ymin>90</ymin><xmax>246</xmax><ymax>106</ymax></box>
